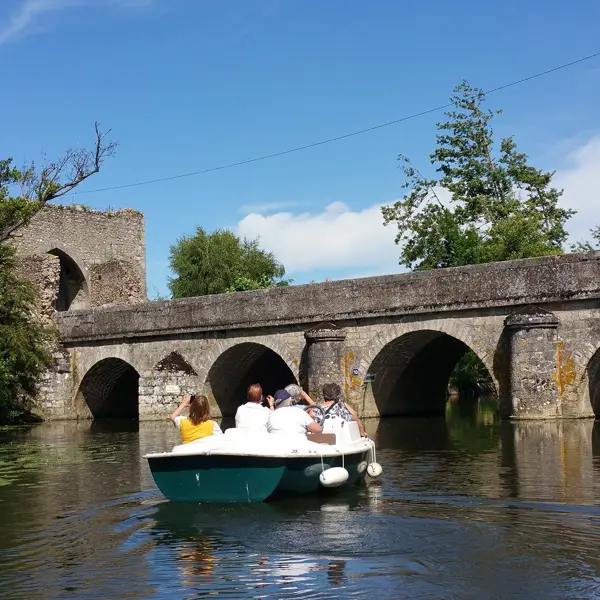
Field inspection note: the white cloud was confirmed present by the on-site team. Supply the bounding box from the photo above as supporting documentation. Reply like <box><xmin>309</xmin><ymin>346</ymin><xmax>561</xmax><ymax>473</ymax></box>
<box><xmin>236</xmin><ymin>201</ymin><xmax>401</xmax><ymax>276</ymax></box>
<box><xmin>238</xmin><ymin>201</ymin><xmax>309</xmax><ymax>215</ymax></box>
<box><xmin>554</xmin><ymin>136</ymin><xmax>600</xmax><ymax>245</ymax></box>
<box><xmin>0</xmin><ymin>0</ymin><xmax>153</xmax><ymax>45</ymax></box>
<box><xmin>234</xmin><ymin>136</ymin><xmax>600</xmax><ymax>280</ymax></box>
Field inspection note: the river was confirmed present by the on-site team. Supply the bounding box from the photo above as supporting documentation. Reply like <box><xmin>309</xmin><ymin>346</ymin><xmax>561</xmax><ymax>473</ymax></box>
<box><xmin>1</xmin><ymin>399</ymin><xmax>600</xmax><ymax>599</ymax></box>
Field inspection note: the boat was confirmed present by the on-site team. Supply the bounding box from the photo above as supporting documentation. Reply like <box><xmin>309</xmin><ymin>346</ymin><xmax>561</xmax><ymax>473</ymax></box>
<box><xmin>143</xmin><ymin>421</ymin><xmax>382</xmax><ymax>503</ymax></box>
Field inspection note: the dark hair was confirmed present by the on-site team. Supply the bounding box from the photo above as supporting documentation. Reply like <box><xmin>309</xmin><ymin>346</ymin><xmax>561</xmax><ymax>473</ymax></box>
<box><xmin>322</xmin><ymin>383</ymin><xmax>341</xmax><ymax>402</ymax></box>
<box><xmin>247</xmin><ymin>383</ymin><xmax>263</xmax><ymax>404</ymax></box>
<box><xmin>188</xmin><ymin>395</ymin><xmax>211</xmax><ymax>425</ymax></box>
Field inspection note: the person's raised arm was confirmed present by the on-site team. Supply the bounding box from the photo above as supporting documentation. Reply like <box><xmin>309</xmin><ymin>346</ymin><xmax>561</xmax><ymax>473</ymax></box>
<box><xmin>345</xmin><ymin>403</ymin><xmax>366</xmax><ymax>437</ymax></box>
<box><xmin>170</xmin><ymin>395</ymin><xmax>191</xmax><ymax>424</ymax></box>
<box><xmin>301</xmin><ymin>390</ymin><xmax>316</xmax><ymax>406</ymax></box>
<box><xmin>266</xmin><ymin>395</ymin><xmax>275</xmax><ymax>411</ymax></box>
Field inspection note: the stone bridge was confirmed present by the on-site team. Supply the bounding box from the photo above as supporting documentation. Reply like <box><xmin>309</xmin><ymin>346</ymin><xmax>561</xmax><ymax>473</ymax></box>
<box><xmin>43</xmin><ymin>251</ymin><xmax>600</xmax><ymax>422</ymax></box>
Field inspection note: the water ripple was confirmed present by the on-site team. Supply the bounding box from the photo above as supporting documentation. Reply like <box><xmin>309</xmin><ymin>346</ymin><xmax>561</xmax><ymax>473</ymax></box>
<box><xmin>1</xmin><ymin>416</ymin><xmax>600</xmax><ymax>599</ymax></box>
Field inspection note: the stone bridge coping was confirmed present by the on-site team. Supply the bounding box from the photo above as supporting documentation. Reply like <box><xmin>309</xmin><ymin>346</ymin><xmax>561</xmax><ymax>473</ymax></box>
<box><xmin>56</xmin><ymin>251</ymin><xmax>600</xmax><ymax>343</ymax></box>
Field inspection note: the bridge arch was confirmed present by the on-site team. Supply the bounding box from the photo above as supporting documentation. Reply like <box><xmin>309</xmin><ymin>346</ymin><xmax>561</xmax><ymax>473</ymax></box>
<box><xmin>75</xmin><ymin>358</ymin><xmax>140</xmax><ymax>419</ymax></box>
<box><xmin>46</xmin><ymin>245</ymin><xmax>89</xmax><ymax>310</ymax></box>
<box><xmin>204</xmin><ymin>340</ymin><xmax>298</xmax><ymax>417</ymax></box>
<box><xmin>583</xmin><ymin>345</ymin><xmax>600</xmax><ymax>416</ymax></box>
<box><xmin>359</xmin><ymin>323</ymin><xmax>497</xmax><ymax>416</ymax></box>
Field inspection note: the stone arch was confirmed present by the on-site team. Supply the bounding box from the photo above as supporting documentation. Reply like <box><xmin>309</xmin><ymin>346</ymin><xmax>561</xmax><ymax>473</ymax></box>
<box><xmin>204</xmin><ymin>340</ymin><xmax>298</xmax><ymax>417</ymax></box>
<box><xmin>582</xmin><ymin>345</ymin><xmax>600</xmax><ymax>417</ymax></box>
<box><xmin>75</xmin><ymin>358</ymin><xmax>140</xmax><ymax>419</ymax></box>
<box><xmin>359</xmin><ymin>322</ymin><xmax>497</xmax><ymax>417</ymax></box>
<box><xmin>46</xmin><ymin>245</ymin><xmax>89</xmax><ymax>310</ymax></box>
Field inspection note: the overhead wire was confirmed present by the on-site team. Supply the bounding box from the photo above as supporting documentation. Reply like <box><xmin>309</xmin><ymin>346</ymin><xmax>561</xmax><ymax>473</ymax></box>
<box><xmin>73</xmin><ymin>50</ymin><xmax>600</xmax><ymax>196</ymax></box>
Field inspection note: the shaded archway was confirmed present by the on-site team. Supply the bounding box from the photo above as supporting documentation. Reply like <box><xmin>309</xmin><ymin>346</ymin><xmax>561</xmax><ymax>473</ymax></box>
<box><xmin>76</xmin><ymin>358</ymin><xmax>139</xmax><ymax>419</ymax></box>
<box><xmin>48</xmin><ymin>248</ymin><xmax>88</xmax><ymax>311</ymax></box>
<box><xmin>586</xmin><ymin>347</ymin><xmax>600</xmax><ymax>416</ymax></box>
<box><xmin>206</xmin><ymin>343</ymin><xmax>297</xmax><ymax>417</ymax></box>
<box><xmin>366</xmin><ymin>330</ymin><xmax>494</xmax><ymax>416</ymax></box>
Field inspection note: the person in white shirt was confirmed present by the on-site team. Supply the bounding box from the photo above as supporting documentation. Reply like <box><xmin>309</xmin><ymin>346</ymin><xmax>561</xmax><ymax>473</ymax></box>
<box><xmin>235</xmin><ymin>383</ymin><xmax>274</xmax><ymax>430</ymax></box>
<box><xmin>267</xmin><ymin>391</ymin><xmax>322</xmax><ymax>436</ymax></box>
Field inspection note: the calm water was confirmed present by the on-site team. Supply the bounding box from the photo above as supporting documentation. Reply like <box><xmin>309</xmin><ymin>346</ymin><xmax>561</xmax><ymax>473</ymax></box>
<box><xmin>2</xmin><ymin>400</ymin><xmax>600</xmax><ymax>599</ymax></box>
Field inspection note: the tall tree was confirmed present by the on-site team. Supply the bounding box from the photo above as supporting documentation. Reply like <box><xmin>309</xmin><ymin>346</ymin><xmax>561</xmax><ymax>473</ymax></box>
<box><xmin>0</xmin><ymin>124</ymin><xmax>115</xmax><ymax>423</ymax></box>
<box><xmin>382</xmin><ymin>82</ymin><xmax>574</xmax><ymax>395</ymax></box>
<box><xmin>382</xmin><ymin>81</ymin><xmax>574</xmax><ymax>271</ymax></box>
<box><xmin>168</xmin><ymin>228</ymin><xmax>289</xmax><ymax>298</ymax></box>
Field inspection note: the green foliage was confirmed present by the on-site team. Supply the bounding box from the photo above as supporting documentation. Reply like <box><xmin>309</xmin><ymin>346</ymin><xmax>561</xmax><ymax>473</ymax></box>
<box><xmin>168</xmin><ymin>228</ymin><xmax>290</xmax><ymax>298</ymax></box>
<box><xmin>0</xmin><ymin>159</ymin><xmax>43</xmax><ymax>243</ymax></box>
<box><xmin>571</xmin><ymin>225</ymin><xmax>600</xmax><ymax>252</ymax></box>
<box><xmin>0</xmin><ymin>244</ymin><xmax>55</xmax><ymax>425</ymax></box>
<box><xmin>382</xmin><ymin>81</ymin><xmax>574</xmax><ymax>271</ymax></box>
<box><xmin>449</xmin><ymin>350</ymin><xmax>493</xmax><ymax>395</ymax></box>
<box><xmin>0</xmin><ymin>124</ymin><xmax>116</xmax><ymax>242</ymax></box>
<box><xmin>382</xmin><ymin>81</ymin><xmax>574</xmax><ymax>394</ymax></box>
<box><xmin>0</xmin><ymin>125</ymin><xmax>113</xmax><ymax>424</ymax></box>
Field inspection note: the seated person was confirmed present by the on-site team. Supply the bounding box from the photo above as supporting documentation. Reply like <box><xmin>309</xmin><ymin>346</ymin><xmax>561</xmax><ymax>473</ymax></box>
<box><xmin>170</xmin><ymin>393</ymin><xmax>223</xmax><ymax>444</ymax></box>
<box><xmin>267</xmin><ymin>392</ymin><xmax>323</xmax><ymax>435</ymax></box>
<box><xmin>319</xmin><ymin>383</ymin><xmax>366</xmax><ymax>436</ymax></box>
<box><xmin>284</xmin><ymin>384</ymin><xmax>317</xmax><ymax>407</ymax></box>
<box><xmin>235</xmin><ymin>383</ymin><xmax>273</xmax><ymax>430</ymax></box>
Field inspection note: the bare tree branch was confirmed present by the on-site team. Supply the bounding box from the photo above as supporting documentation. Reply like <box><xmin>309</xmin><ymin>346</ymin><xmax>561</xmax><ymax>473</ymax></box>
<box><xmin>0</xmin><ymin>123</ymin><xmax>116</xmax><ymax>242</ymax></box>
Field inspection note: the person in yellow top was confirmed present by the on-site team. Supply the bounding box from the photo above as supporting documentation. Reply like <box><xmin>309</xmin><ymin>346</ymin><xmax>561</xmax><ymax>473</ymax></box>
<box><xmin>169</xmin><ymin>394</ymin><xmax>223</xmax><ymax>444</ymax></box>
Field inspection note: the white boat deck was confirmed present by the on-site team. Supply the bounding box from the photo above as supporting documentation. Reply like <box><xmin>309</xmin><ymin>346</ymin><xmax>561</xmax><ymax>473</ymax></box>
<box><xmin>143</xmin><ymin>421</ymin><xmax>373</xmax><ymax>459</ymax></box>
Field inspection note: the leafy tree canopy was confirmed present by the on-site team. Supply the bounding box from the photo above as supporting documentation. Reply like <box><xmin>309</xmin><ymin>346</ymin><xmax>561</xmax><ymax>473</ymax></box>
<box><xmin>382</xmin><ymin>81</ymin><xmax>574</xmax><ymax>271</ymax></box>
<box><xmin>0</xmin><ymin>244</ymin><xmax>55</xmax><ymax>424</ymax></box>
<box><xmin>381</xmin><ymin>81</ymin><xmax>578</xmax><ymax>396</ymax></box>
<box><xmin>168</xmin><ymin>228</ymin><xmax>289</xmax><ymax>298</ymax></box>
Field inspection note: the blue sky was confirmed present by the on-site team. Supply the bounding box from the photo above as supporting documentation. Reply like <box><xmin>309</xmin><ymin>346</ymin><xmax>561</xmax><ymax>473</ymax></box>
<box><xmin>2</xmin><ymin>0</ymin><xmax>599</xmax><ymax>298</ymax></box>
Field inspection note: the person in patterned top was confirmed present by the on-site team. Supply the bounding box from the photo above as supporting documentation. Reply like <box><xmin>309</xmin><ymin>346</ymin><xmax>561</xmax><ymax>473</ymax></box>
<box><xmin>319</xmin><ymin>383</ymin><xmax>366</xmax><ymax>437</ymax></box>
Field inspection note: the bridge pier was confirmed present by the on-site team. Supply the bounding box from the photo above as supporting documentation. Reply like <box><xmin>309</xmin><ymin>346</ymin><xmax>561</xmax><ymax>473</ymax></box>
<box><xmin>304</xmin><ymin>323</ymin><xmax>347</xmax><ymax>403</ymax></box>
<box><xmin>504</xmin><ymin>308</ymin><xmax>561</xmax><ymax>419</ymax></box>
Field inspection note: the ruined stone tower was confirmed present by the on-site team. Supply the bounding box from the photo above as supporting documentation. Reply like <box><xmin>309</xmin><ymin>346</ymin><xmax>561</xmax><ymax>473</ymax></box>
<box><xmin>13</xmin><ymin>204</ymin><xmax>147</xmax><ymax>316</ymax></box>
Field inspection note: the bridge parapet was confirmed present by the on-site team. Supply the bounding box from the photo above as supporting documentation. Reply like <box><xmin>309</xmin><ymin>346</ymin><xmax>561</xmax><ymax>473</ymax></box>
<box><xmin>57</xmin><ymin>251</ymin><xmax>600</xmax><ymax>343</ymax></box>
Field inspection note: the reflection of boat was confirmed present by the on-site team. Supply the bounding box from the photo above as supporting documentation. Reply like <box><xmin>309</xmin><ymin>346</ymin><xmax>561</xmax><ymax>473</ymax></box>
<box><xmin>143</xmin><ymin>422</ymin><xmax>381</xmax><ymax>503</ymax></box>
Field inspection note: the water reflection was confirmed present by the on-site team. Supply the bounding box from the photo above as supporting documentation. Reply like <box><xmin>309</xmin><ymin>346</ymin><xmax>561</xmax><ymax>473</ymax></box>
<box><xmin>1</xmin><ymin>401</ymin><xmax>600</xmax><ymax>599</ymax></box>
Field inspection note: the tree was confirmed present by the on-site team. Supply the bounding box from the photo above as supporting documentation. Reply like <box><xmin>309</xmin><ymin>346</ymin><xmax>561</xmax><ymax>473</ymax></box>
<box><xmin>0</xmin><ymin>244</ymin><xmax>55</xmax><ymax>424</ymax></box>
<box><xmin>168</xmin><ymin>228</ymin><xmax>289</xmax><ymax>298</ymax></box>
<box><xmin>0</xmin><ymin>122</ymin><xmax>116</xmax><ymax>243</ymax></box>
<box><xmin>382</xmin><ymin>81</ymin><xmax>574</xmax><ymax>395</ymax></box>
<box><xmin>381</xmin><ymin>81</ymin><xmax>573</xmax><ymax>271</ymax></box>
<box><xmin>0</xmin><ymin>124</ymin><xmax>115</xmax><ymax>424</ymax></box>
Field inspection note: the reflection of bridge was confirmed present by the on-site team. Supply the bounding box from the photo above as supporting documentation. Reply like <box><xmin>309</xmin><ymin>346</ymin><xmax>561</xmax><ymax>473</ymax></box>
<box><xmin>48</xmin><ymin>252</ymin><xmax>600</xmax><ymax>421</ymax></box>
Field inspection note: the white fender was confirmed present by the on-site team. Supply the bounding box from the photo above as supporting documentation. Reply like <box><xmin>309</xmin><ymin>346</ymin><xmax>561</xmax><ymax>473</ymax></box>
<box><xmin>319</xmin><ymin>467</ymin><xmax>349</xmax><ymax>488</ymax></box>
<box><xmin>367</xmin><ymin>462</ymin><xmax>383</xmax><ymax>478</ymax></box>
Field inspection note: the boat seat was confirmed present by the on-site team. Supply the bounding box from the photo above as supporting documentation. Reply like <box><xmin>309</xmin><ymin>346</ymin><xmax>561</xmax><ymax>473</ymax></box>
<box><xmin>306</xmin><ymin>432</ymin><xmax>337</xmax><ymax>445</ymax></box>
<box><xmin>332</xmin><ymin>421</ymin><xmax>361</xmax><ymax>444</ymax></box>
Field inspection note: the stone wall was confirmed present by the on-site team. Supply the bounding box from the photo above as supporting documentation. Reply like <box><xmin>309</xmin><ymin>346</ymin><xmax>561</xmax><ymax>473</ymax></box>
<box><xmin>56</xmin><ymin>250</ymin><xmax>600</xmax><ymax>343</ymax></box>
<box><xmin>17</xmin><ymin>254</ymin><xmax>60</xmax><ymax>327</ymax></box>
<box><xmin>13</xmin><ymin>204</ymin><xmax>146</xmax><ymax>310</ymax></box>
<box><xmin>36</xmin><ymin>250</ymin><xmax>600</xmax><ymax>422</ymax></box>
<box><xmin>89</xmin><ymin>260</ymin><xmax>145</xmax><ymax>308</ymax></box>
<box><xmin>45</xmin><ymin>302</ymin><xmax>599</xmax><ymax>422</ymax></box>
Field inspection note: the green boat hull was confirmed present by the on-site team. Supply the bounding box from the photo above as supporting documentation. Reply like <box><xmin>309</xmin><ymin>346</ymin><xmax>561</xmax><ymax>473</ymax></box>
<box><xmin>147</xmin><ymin>450</ymin><xmax>369</xmax><ymax>503</ymax></box>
